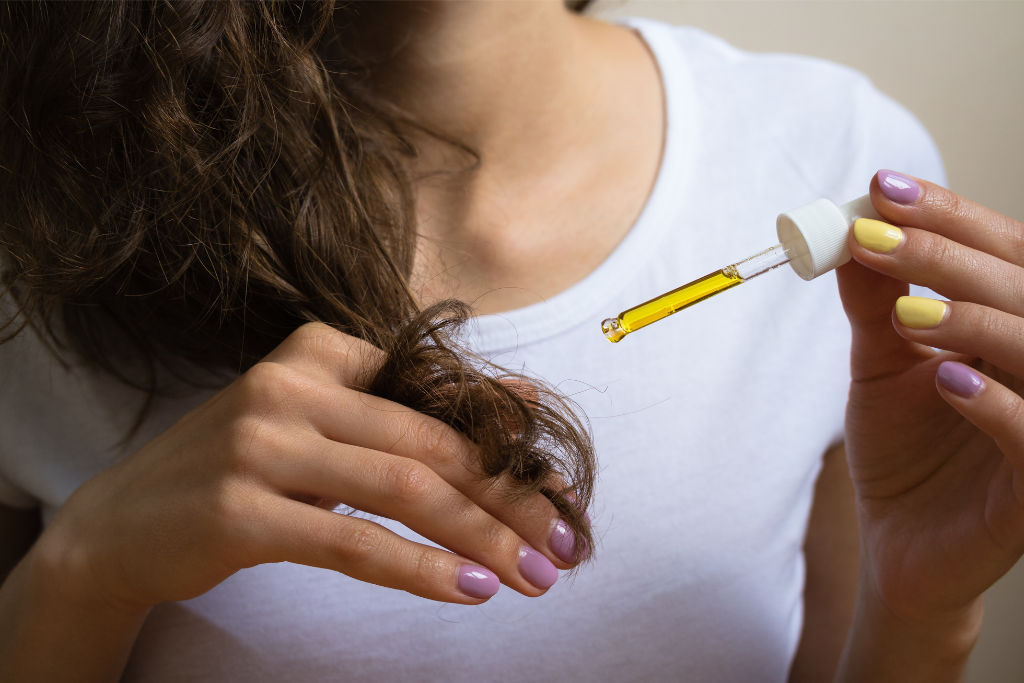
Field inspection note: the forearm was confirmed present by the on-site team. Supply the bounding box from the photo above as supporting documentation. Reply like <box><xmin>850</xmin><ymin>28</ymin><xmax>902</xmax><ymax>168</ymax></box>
<box><xmin>789</xmin><ymin>443</ymin><xmax>860</xmax><ymax>683</ymax></box>
<box><xmin>835</xmin><ymin>576</ymin><xmax>982</xmax><ymax>683</ymax></box>
<box><xmin>0</xmin><ymin>544</ymin><xmax>150</xmax><ymax>683</ymax></box>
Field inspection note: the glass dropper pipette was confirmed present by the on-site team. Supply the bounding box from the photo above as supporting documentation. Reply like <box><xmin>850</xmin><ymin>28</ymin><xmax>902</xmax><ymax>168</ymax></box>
<box><xmin>601</xmin><ymin>195</ymin><xmax>881</xmax><ymax>343</ymax></box>
<box><xmin>601</xmin><ymin>244</ymin><xmax>791</xmax><ymax>342</ymax></box>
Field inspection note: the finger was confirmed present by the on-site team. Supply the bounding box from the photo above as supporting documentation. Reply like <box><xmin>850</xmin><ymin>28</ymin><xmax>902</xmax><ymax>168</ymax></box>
<box><xmin>933</xmin><ymin>362</ymin><xmax>1024</xmax><ymax>474</ymax></box>
<box><xmin>233</xmin><ymin>361</ymin><xmax>579</xmax><ymax>569</ymax></box>
<box><xmin>265</xmin><ymin>439</ymin><xmax>560</xmax><ymax>595</ymax></box>
<box><xmin>892</xmin><ymin>298</ymin><xmax>1024</xmax><ymax>380</ymax></box>
<box><xmin>849</xmin><ymin>218</ymin><xmax>1024</xmax><ymax>319</ymax></box>
<box><xmin>869</xmin><ymin>171</ymin><xmax>1024</xmax><ymax>267</ymax></box>
<box><xmin>835</xmin><ymin>258</ymin><xmax>926</xmax><ymax>382</ymax></box>
<box><xmin>261</xmin><ymin>322</ymin><xmax>386</xmax><ymax>389</ymax></box>
<box><xmin>244</xmin><ymin>496</ymin><xmax>502</xmax><ymax>604</ymax></box>
<box><xmin>297</xmin><ymin>383</ymin><xmax>579</xmax><ymax>568</ymax></box>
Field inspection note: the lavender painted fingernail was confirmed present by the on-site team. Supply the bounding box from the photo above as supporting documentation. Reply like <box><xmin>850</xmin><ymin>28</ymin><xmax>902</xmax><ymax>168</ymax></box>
<box><xmin>878</xmin><ymin>170</ymin><xmax>921</xmax><ymax>204</ymax></box>
<box><xmin>937</xmin><ymin>362</ymin><xmax>985</xmax><ymax>398</ymax></box>
<box><xmin>519</xmin><ymin>545</ymin><xmax>558</xmax><ymax>589</ymax></box>
<box><xmin>458</xmin><ymin>565</ymin><xmax>499</xmax><ymax>599</ymax></box>
<box><xmin>550</xmin><ymin>519</ymin><xmax>578</xmax><ymax>564</ymax></box>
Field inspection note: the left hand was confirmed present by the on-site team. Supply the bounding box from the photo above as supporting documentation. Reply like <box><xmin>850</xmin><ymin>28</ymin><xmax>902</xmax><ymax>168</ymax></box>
<box><xmin>836</xmin><ymin>170</ymin><xmax>1024</xmax><ymax>678</ymax></box>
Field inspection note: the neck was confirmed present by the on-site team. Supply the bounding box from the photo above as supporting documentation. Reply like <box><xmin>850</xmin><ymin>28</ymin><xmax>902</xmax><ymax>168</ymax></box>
<box><xmin>352</xmin><ymin>1</ymin><xmax>583</xmax><ymax>172</ymax></box>
<box><xmin>340</xmin><ymin>1</ymin><xmax>664</xmax><ymax>313</ymax></box>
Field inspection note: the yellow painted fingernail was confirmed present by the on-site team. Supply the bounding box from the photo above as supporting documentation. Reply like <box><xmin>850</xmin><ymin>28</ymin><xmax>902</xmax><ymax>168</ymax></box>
<box><xmin>895</xmin><ymin>296</ymin><xmax>948</xmax><ymax>329</ymax></box>
<box><xmin>854</xmin><ymin>218</ymin><xmax>904</xmax><ymax>253</ymax></box>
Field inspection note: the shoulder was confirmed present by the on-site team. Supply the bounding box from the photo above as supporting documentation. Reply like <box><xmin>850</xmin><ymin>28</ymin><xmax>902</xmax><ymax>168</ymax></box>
<box><xmin>641</xmin><ymin>21</ymin><xmax>946</xmax><ymax>190</ymax></box>
<box><xmin>0</xmin><ymin>321</ymin><xmax>213</xmax><ymax>515</ymax></box>
<box><xmin>0</xmin><ymin>327</ymin><xmax>67</xmax><ymax>508</ymax></box>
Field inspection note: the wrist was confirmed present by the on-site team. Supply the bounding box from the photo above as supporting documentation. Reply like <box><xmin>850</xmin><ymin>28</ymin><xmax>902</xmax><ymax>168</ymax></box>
<box><xmin>29</xmin><ymin>520</ymin><xmax>153</xmax><ymax>619</ymax></box>
<box><xmin>836</xmin><ymin>574</ymin><xmax>982</xmax><ymax>683</ymax></box>
<box><xmin>0</xmin><ymin>539</ymin><xmax>150</xmax><ymax>683</ymax></box>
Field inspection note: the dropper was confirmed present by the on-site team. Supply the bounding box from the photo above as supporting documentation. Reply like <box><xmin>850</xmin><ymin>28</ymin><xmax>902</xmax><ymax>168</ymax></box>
<box><xmin>601</xmin><ymin>195</ymin><xmax>881</xmax><ymax>343</ymax></box>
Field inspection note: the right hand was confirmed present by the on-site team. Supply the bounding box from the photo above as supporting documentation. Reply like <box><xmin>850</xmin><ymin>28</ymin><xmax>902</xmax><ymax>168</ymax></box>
<box><xmin>32</xmin><ymin>323</ymin><xmax>580</xmax><ymax>615</ymax></box>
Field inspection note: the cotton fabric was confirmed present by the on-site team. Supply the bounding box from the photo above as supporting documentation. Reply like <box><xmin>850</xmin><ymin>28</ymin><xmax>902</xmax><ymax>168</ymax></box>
<box><xmin>0</xmin><ymin>19</ymin><xmax>945</xmax><ymax>682</ymax></box>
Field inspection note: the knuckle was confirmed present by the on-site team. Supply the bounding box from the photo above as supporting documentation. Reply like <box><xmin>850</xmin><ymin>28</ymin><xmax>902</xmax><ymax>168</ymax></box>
<box><xmin>335</xmin><ymin>523</ymin><xmax>384</xmax><ymax>566</ymax></box>
<box><xmin>915</xmin><ymin>232</ymin><xmax>978</xmax><ymax>281</ymax></box>
<box><xmin>246</xmin><ymin>359</ymin><xmax>290</xmax><ymax>386</ymax></box>
<box><xmin>920</xmin><ymin>232</ymin><xmax>954</xmax><ymax>267</ymax></box>
<box><xmin>410</xmin><ymin>547</ymin><xmax>448</xmax><ymax>588</ymax></box>
<box><xmin>404</xmin><ymin>416</ymin><xmax>466</xmax><ymax>468</ymax></box>
<box><xmin>238</xmin><ymin>362</ymin><xmax>289</xmax><ymax>399</ymax></box>
<box><xmin>237</xmin><ymin>361</ymin><xmax>316</xmax><ymax>413</ymax></box>
<box><xmin>288</xmin><ymin>322</ymin><xmax>383</xmax><ymax>387</ymax></box>
<box><xmin>295</xmin><ymin>321</ymin><xmax>337</xmax><ymax>337</ymax></box>
<box><xmin>232</xmin><ymin>366</ymin><xmax>265</xmax><ymax>405</ymax></box>
<box><xmin>964</xmin><ymin>305</ymin><xmax>1002</xmax><ymax>340</ymax></box>
<box><xmin>221</xmin><ymin>411</ymin><xmax>303</xmax><ymax>480</ymax></box>
<box><xmin>290</xmin><ymin>322</ymin><xmax>343</xmax><ymax>351</ymax></box>
<box><xmin>930</xmin><ymin>189</ymin><xmax>975</xmax><ymax>228</ymax></box>
<box><xmin>305</xmin><ymin>325</ymin><xmax>350</xmax><ymax>362</ymax></box>
<box><xmin>477</xmin><ymin>516</ymin><xmax>513</xmax><ymax>554</ymax></box>
<box><xmin>287</xmin><ymin>323</ymin><xmax>349</xmax><ymax>365</ymax></box>
<box><xmin>380</xmin><ymin>458</ymin><xmax>435</xmax><ymax>505</ymax></box>
<box><xmin>944</xmin><ymin>192</ymin><xmax>971</xmax><ymax>221</ymax></box>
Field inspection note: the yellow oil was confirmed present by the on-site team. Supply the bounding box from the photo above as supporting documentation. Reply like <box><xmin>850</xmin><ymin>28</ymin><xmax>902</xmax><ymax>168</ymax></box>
<box><xmin>602</xmin><ymin>267</ymin><xmax>743</xmax><ymax>343</ymax></box>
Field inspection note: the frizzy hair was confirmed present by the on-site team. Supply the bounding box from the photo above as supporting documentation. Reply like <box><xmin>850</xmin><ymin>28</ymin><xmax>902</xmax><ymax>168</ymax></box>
<box><xmin>0</xmin><ymin>1</ymin><xmax>595</xmax><ymax>558</ymax></box>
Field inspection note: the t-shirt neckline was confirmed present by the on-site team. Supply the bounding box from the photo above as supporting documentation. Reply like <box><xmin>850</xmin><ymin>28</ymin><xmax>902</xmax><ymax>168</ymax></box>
<box><xmin>466</xmin><ymin>18</ymin><xmax>696</xmax><ymax>354</ymax></box>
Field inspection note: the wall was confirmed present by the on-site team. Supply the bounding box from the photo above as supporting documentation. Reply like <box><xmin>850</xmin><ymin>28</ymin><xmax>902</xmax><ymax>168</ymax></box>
<box><xmin>590</xmin><ymin>1</ymin><xmax>1024</xmax><ymax>680</ymax></box>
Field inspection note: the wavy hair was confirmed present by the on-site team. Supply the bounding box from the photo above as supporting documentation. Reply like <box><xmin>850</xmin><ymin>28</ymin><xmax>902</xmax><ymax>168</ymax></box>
<box><xmin>0</xmin><ymin>1</ymin><xmax>594</xmax><ymax>559</ymax></box>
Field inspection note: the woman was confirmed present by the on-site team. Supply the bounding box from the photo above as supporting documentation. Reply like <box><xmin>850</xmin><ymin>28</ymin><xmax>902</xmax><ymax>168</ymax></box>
<box><xmin>1</xmin><ymin>1</ymin><xmax>1022</xmax><ymax>681</ymax></box>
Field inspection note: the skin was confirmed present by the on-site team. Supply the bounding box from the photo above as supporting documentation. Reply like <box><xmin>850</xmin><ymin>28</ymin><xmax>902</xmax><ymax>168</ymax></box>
<box><xmin>0</xmin><ymin>3</ymin><xmax>662</xmax><ymax>681</ymax></box>
<box><xmin>361</xmin><ymin>1</ymin><xmax>664</xmax><ymax>313</ymax></box>
<box><xmin>790</xmin><ymin>444</ymin><xmax>861</xmax><ymax>683</ymax></box>
<box><xmin>833</xmin><ymin>176</ymin><xmax>1024</xmax><ymax>681</ymax></box>
<box><xmin>0</xmin><ymin>325</ymin><xmax>585</xmax><ymax>679</ymax></box>
<box><xmin>0</xmin><ymin>2</ymin><xmax>1020</xmax><ymax>682</ymax></box>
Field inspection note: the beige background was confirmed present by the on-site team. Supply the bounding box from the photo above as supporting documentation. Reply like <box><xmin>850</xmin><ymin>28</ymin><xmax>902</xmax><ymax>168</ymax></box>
<box><xmin>590</xmin><ymin>1</ymin><xmax>1024</xmax><ymax>680</ymax></box>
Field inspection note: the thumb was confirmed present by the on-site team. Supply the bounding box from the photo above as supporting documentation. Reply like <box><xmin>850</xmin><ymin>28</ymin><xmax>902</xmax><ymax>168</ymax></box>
<box><xmin>835</xmin><ymin>257</ymin><xmax>920</xmax><ymax>381</ymax></box>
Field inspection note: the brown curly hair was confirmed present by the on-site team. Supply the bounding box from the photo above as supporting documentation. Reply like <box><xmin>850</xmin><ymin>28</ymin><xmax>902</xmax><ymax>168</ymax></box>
<box><xmin>0</xmin><ymin>1</ymin><xmax>595</xmax><ymax>560</ymax></box>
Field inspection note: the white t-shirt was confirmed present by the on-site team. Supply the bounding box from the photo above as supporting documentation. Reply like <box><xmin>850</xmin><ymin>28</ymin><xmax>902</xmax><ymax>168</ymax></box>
<box><xmin>0</xmin><ymin>19</ymin><xmax>945</xmax><ymax>682</ymax></box>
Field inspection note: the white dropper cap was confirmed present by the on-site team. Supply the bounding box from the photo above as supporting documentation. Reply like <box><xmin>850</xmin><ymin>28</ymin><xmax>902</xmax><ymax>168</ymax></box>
<box><xmin>776</xmin><ymin>194</ymin><xmax>881</xmax><ymax>281</ymax></box>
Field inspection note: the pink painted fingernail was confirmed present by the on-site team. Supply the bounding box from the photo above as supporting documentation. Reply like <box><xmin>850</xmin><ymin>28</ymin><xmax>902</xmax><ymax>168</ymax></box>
<box><xmin>550</xmin><ymin>519</ymin><xmax>578</xmax><ymax>564</ymax></box>
<box><xmin>519</xmin><ymin>546</ymin><xmax>558</xmax><ymax>589</ymax></box>
<box><xmin>458</xmin><ymin>565</ymin><xmax>499</xmax><ymax>599</ymax></box>
<box><xmin>937</xmin><ymin>361</ymin><xmax>985</xmax><ymax>398</ymax></box>
<box><xmin>878</xmin><ymin>170</ymin><xmax>921</xmax><ymax>204</ymax></box>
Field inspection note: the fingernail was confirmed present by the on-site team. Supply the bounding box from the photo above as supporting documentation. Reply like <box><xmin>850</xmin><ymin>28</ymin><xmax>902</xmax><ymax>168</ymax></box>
<box><xmin>937</xmin><ymin>361</ymin><xmax>985</xmax><ymax>398</ymax></box>
<box><xmin>550</xmin><ymin>519</ymin><xmax>578</xmax><ymax>564</ymax></box>
<box><xmin>854</xmin><ymin>218</ymin><xmax>904</xmax><ymax>254</ymax></box>
<box><xmin>458</xmin><ymin>565</ymin><xmax>499</xmax><ymax>599</ymax></box>
<box><xmin>895</xmin><ymin>296</ymin><xmax>948</xmax><ymax>329</ymax></box>
<box><xmin>519</xmin><ymin>545</ymin><xmax>558</xmax><ymax>589</ymax></box>
<box><xmin>878</xmin><ymin>170</ymin><xmax>921</xmax><ymax>204</ymax></box>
